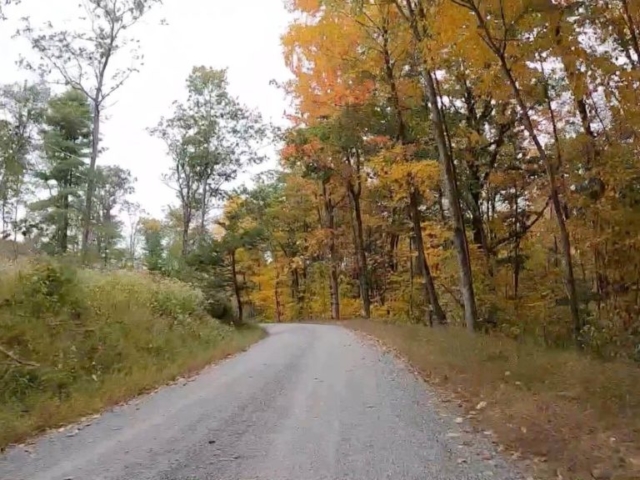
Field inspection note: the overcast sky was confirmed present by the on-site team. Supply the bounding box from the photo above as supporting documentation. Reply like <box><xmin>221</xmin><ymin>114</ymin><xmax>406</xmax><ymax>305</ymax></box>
<box><xmin>0</xmin><ymin>0</ymin><xmax>292</xmax><ymax>218</ymax></box>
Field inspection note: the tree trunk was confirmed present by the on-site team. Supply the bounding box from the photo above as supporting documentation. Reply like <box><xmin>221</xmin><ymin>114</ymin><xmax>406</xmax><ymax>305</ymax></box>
<box><xmin>379</xmin><ymin>16</ymin><xmax>447</xmax><ymax>325</ymax></box>
<box><xmin>349</xmin><ymin>185</ymin><xmax>371</xmax><ymax>319</ymax></box>
<box><xmin>1</xmin><ymin>200</ymin><xmax>6</xmax><ymax>236</ymax></box>
<box><xmin>388</xmin><ymin>232</ymin><xmax>399</xmax><ymax>272</ymax></box>
<box><xmin>322</xmin><ymin>180</ymin><xmax>340</xmax><ymax>320</ymax></box>
<box><xmin>201</xmin><ymin>181</ymin><xmax>208</xmax><ymax>233</ymax></box>
<box><xmin>60</xmin><ymin>189</ymin><xmax>69</xmax><ymax>254</ymax></box>
<box><xmin>230</xmin><ymin>249</ymin><xmax>243</xmax><ymax>324</ymax></box>
<box><xmin>395</xmin><ymin>0</ymin><xmax>478</xmax><ymax>331</ymax></box>
<box><xmin>301</xmin><ymin>261</ymin><xmax>309</xmax><ymax>320</ymax></box>
<box><xmin>513</xmin><ymin>186</ymin><xmax>520</xmax><ymax>298</ymax></box>
<box><xmin>291</xmin><ymin>267</ymin><xmax>303</xmax><ymax>317</ymax></box>
<box><xmin>423</xmin><ymin>70</ymin><xmax>478</xmax><ymax>332</ymax></box>
<box><xmin>182</xmin><ymin>207</ymin><xmax>191</xmax><ymax>257</ymax></box>
<box><xmin>274</xmin><ymin>263</ymin><xmax>283</xmax><ymax>323</ymax></box>
<box><xmin>410</xmin><ymin>188</ymin><xmax>447</xmax><ymax>325</ymax></box>
<box><xmin>409</xmin><ymin>236</ymin><xmax>414</xmax><ymax>320</ymax></box>
<box><xmin>81</xmin><ymin>106</ymin><xmax>101</xmax><ymax>263</ymax></box>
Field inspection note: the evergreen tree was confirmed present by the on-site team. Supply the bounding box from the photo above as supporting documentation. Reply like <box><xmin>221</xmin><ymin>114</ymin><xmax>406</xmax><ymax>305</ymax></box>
<box><xmin>31</xmin><ymin>89</ymin><xmax>91</xmax><ymax>254</ymax></box>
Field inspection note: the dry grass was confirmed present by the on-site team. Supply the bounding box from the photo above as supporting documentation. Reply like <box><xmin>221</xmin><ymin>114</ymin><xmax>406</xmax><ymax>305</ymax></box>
<box><xmin>345</xmin><ymin>320</ymin><xmax>640</xmax><ymax>480</ymax></box>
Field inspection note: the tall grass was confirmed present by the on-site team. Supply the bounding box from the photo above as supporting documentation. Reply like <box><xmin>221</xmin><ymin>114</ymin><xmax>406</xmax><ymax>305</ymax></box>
<box><xmin>0</xmin><ymin>259</ymin><xmax>264</xmax><ymax>448</ymax></box>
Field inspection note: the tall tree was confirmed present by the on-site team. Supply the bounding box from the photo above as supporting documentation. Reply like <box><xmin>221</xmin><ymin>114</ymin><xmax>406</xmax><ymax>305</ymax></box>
<box><xmin>150</xmin><ymin>67</ymin><xmax>267</xmax><ymax>257</ymax></box>
<box><xmin>0</xmin><ymin>82</ymin><xmax>48</xmax><ymax>239</ymax></box>
<box><xmin>21</xmin><ymin>0</ymin><xmax>162</xmax><ymax>261</ymax></box>
<box><xmin>92</xmin><ymin>165</ymin><xmax>134</xmax><ymax>265</ymax></box>
<box><xmin>388</xmin><ymin>0</ymin><xmax>479</xmax><ymax>332</ymax></box>
<box><xmin>31</xmin><ymin>89</ymin><xmax>91</xmax><ymax>254</ymax></box>
<box><xmin>123</xmin><ymin>201</ymin><xmax>145</xmax><ymax>267</ymax></box>
<box><xmin>140</xmin><ymin>217</ymin><xmax>165</xmax><ymax>272</ymax></box>
<box><xmin>446</xmin><ymin>0</ymin><xmax>583</xmax><ymax>343</ymax></box>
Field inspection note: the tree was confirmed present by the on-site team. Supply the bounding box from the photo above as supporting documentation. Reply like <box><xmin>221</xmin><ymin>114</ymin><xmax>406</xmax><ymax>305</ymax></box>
<box><xmin>183</xmin><ymin>195</ymin><xmax>264</xmax><ymax>325</ymax></box>
<box><xmin>150</xmin><ymin>67</ymin><xmax>267</xmax><ymax>257</ymax></box>
<box><xmin>446</xmin><ymin>0</ymin><xmax>583</xmax><ymax>343</ymax></box>
<box><xmin>195</xmin><ymin>0</ymin><xmax>639</xmax><ymax>357</ymax></box>
<box><xmin>0</xmin><ymin>81</ymin><xmax>48</xmax><ymax>239</ymax></box>
<box><xmin>92</xmin><ymin>165</ymin><xmax>135</xmax><ymax>265</ymax></box>
<box><xmin>282</xmin><ymin>0</ymin><xmax>452</xmax><ymax>324</ymax></box>
<box><xmin>123</xmin><ymin>201</ymin><xmax>145</xmax><ymax>267</ymax></box>
<box><xmin>31</xmin><ymin>89</ymin><xmax>92</xmax><ymax>254</ymax></box>
<box><xmin>140</xmin><ymin>217</ymin><xmax>165</xmax><ymax>272</ymax></box>
<box><xmin>216</xmin><ymin>201</ymin><xmax>264</xmax><ymax>324</ymax></box>
<box><xmin>385</xmin><ymin>0</ymin><xmax>478</xmax><ymax>332</ymax></box>
<box><xmin>21</xmin><ymin>0</ymin><xmax>163</xmax><ymax>261</ymax></box>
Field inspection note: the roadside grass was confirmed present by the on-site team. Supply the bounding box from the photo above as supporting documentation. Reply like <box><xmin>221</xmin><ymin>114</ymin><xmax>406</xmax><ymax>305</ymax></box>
<box><xmin>345</xmin><ymin>320</ymin><xmax>640</xmax><ymax>480</ymax></box>
<box><xmin>0</xmin><ymin>259</ymin><xmax>265</xmax><ymax>449</ymax></box>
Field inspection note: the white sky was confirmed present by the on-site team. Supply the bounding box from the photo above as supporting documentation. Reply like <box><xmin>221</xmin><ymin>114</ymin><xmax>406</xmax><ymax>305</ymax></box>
<box><xmin>0</xmin><ymin>0</ymin><xmax>293</xmax><ymax>218</ymax></box>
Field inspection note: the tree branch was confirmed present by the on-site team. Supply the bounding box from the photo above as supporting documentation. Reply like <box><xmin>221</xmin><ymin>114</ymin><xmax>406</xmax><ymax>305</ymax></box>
<box><xmin>0</xmin><ymin>344</ymin><xmax>39</xmax><ymax>367</ymax></box>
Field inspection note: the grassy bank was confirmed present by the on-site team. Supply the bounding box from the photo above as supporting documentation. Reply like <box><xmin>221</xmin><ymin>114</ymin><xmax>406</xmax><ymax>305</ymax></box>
<box><xmin>346</xmin><ymin>320</ymin><xmax>640</xmax><ymax>480</ymax></box>
<box><xmin>0</xmin><ymin>259</ymin><xmax>265</xmax><ymax>449</ymax></box>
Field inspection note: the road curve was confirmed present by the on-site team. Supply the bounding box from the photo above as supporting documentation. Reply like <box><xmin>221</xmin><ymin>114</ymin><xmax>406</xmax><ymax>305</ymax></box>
<box><xmin>1</xmin><ymin>324</ymin><xmax>522</xmax><ymax>480</ymax></box>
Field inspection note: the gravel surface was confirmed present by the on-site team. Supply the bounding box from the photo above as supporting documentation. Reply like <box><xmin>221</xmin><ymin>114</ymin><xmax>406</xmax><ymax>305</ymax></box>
<box><xmin>0</xmin><ymin>324</ymin><xmax>523</xmax><ymax>480</ymax></box>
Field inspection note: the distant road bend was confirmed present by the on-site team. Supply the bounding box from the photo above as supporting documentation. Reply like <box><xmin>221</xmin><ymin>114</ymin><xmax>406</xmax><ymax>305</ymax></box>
<box><xmin>0</xmin><ymin>324</ymin><xmax>522</xmax><ymax>480</ymax></box>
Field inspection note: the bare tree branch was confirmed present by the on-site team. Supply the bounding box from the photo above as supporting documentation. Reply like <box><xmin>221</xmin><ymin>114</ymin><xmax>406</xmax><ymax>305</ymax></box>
<box><xmin>0</xmin><ymin>344</ymin><xmax>39</xmax><ymax>367</ymax></box>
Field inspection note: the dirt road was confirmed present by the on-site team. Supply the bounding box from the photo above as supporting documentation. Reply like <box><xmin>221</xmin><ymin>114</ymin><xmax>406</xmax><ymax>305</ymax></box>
<box><xmin>0</xmin><ymin>324</ymin><xmax>521</xmax><ymax>480</ymax></box>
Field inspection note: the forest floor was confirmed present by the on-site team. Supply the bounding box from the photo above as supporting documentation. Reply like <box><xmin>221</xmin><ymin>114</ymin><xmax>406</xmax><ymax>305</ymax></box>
<box><xmin>344</xmin><ymin>320</ymin><xmax>640</xmax><ymax>480</ymax></box>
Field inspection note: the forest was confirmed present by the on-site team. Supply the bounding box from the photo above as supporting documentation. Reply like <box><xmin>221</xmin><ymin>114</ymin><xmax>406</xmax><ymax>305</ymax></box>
<box><xmin>3</xmin><ymin>0</ymin><xmax>640</xmax><ymax>361</ymax></box>
<box><xmin>1</xmin><ymin>0</ymin><xmax>640</xmax><ymax>476</ymax></box>
<box><xmin>213</xmin><ymin>0</ymin><xmax>639</xmax><ymax>359</ymax></box>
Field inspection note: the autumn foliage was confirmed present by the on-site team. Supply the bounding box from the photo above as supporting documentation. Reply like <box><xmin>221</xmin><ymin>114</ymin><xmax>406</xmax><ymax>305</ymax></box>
<box><xmin>224</xmin><ymin>0</ymin><xmax>640</xmax><ymax>358</ymax></box>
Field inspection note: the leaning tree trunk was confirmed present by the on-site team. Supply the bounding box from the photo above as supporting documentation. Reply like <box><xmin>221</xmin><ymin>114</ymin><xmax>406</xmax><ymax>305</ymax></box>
<box><xmin>423</xmin><ymin>69</ymin><xmax>478</xmax><ymax>332</ymax></box>
<box><xmin>394</xmin><ymin>0</ymin><xmax>478</xmax><ymax>331</ymax></box>
<box><xmin>410</xmin><ymin>188</ymin><xmax>447</xmax><ymax>325</ymax></box>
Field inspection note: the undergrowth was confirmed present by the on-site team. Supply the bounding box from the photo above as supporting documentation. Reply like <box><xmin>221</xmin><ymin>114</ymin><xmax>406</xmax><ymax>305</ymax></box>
<box><xmin>0</xmin><ymin>259</ymin><xmax>264</xmax><ymax>449</ymax></box>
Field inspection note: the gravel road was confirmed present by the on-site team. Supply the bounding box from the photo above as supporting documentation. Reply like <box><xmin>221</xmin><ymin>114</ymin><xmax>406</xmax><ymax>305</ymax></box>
<box><xmin>0</xmin><ymin>324</ymin><xmax>522</xmax><ymax>480</ymax></box>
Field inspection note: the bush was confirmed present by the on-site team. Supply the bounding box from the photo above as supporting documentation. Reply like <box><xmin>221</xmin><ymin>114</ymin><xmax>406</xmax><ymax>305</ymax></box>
<box><xmin>0</xmin><ymin>259</ymin><xmax>264</xmax><ymax>448</ymax></box>
<box><xmin>205</xmin><ymin>294</ymin><xmax>236</xmax><ymax>324</ymax></box>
